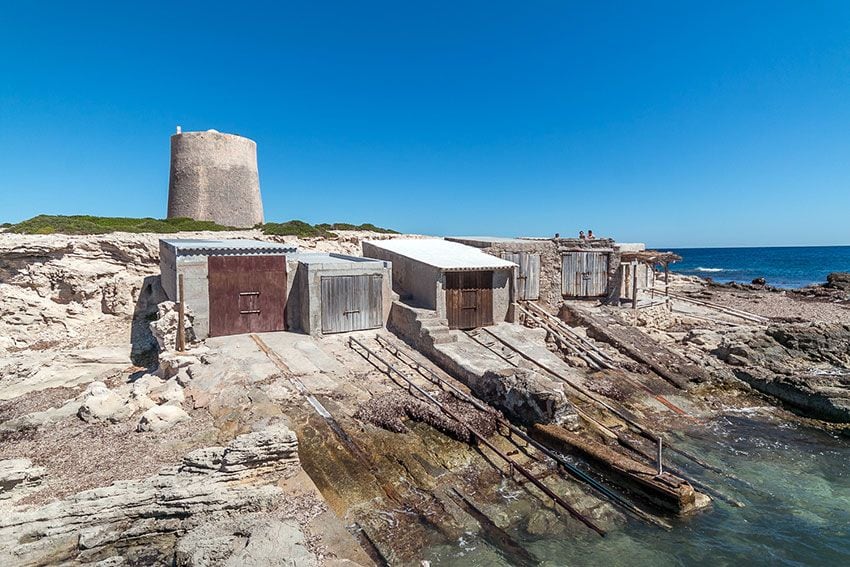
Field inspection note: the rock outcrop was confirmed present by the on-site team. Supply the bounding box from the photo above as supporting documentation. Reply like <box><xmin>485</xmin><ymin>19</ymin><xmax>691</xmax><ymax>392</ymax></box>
<box><xmin>712</xmin><ymin>322</ymin><xmax>850</xmax><ymax>422</ymax></box>
<box><xmin>0</xmin><ymin>425</ymin><xmax>302</xmax><ymax>566</ymax></box>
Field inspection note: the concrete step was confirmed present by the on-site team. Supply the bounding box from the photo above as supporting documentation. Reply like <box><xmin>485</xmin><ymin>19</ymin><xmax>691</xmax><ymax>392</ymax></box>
<box><xmin>428</xmin><ymin>329</ymin><xmax>458</xmax><ymax>344</ymax></box>
<box><xmin>418</xmin><ymin>317</ymin><xmax>450</xmax><ymax>329</ymax></box>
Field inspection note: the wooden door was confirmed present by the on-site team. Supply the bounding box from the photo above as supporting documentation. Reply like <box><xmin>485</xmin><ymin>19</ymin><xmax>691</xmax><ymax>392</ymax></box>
<box><xmin>562</xmin><ymin>252</ymin><xmax>609</xmax><ymax>297</ymax></box>
<box><xmin>320</xmin><ymin>274</ymin><xmax>383</xmax><ymax>334</ymax></box>
<box><xmin>584</xmin><ymin>252</ymin><xmax>609</xmax><ymax>296</ymax></box>
<box><xmin>501</xmin><ymin>252</ymin><xmax>540</xmax><ymax>301</ymax></box>
<box><xmin>445</xmin><ymin>271</ymin><xmax>494</xmax><ymax>329</ymax></box>
<box><xmin>208</xmin><ymin>255</ymin><xmax>287</xmax><ymax>337</ymax></box>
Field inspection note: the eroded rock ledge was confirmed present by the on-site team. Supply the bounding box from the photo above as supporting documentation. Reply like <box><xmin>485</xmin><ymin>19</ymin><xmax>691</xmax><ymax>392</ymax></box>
<box><xmin>0</xmin><ymin>425</ymin><xmax>303</xmax><ymax>566</ymax></box>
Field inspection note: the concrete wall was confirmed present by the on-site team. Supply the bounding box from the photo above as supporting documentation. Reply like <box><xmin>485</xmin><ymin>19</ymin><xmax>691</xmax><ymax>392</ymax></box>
<box><xmin>285</xmin><ymin>255</ymin><xmax>393</xmax><ymax>336</ymax></box>
<box><xmin>466</xmin><ymin>238</ymin><xmax>624</xmax><ymax>310</ymax></box>
<box><xmin>167</xmin><ymin>130</ymin><xmax>264</xmax><ymax>228</ymax></box>
<box><xmin>175</xmin><ymin>256</ymin><xmax>211</xmax><ymax>339</ymax></box>
<box><xmin>492</xmin><ymin>269</ymin><xmax>513</xmax><ymax>323</ymax></box>
<box><xmin>363</xmin><ymin>243</ymin><xmax>513</xmax><ymax>324</ymax></box>
<box><xmin>362</xmin><ymin>242</ymin><xmax>441</xmax><ymax>310</ymax></box>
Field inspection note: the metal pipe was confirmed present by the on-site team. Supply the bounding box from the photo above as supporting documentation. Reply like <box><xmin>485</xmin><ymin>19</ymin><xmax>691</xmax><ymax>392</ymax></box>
<box><xmin>656</xmin><ymin>437</ymin><xmax>663</xmax><ymax>476</ymax></box>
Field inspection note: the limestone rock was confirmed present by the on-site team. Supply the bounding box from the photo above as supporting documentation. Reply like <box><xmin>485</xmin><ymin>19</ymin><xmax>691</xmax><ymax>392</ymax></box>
<box><xmin>683</xmin><ymin>329</ymin><xmax>723</xmax><ymax>351</ymax></box>
<box><xmin>149</xmin><ymin>378</ymin><xmax>185</xmax><ymax>405</ymax></box>
<box><xmin>150</xmin><ymin>301</ymin><xmax>196</xmax><ymax>353</ymax></box>
<box><xmin>136</xmin><ymin>404</ymin><xmax>191</xmax><ymax>432</ymax></box>
<box><xmin>826</xmin><ymin>272</ymin><xmax>850</xmax><ymax>292</ymax></box>
<box><xmin>525</xmin><ymin>509</ymin><xmax>564</xmax><ymax>536</ymax></box>
<box><xmin>0</xmin><ymin>425</ymin><xmax>302</xmax><ymax>565</ymax></box>
<box><xmin>78</xmin><ymin>382</ymin><xmax>135</xmax><ymax>423</ymax></box>
<box><xmin>474</xmin><ymin>368</ymin><xmax>577</xmax><ymax>427</ymax></box>
<box><xmin>0</xmin><ymin>458</ymin><xmax>46</xmax><ymax>502</ymax></box>
<box><xmin>225</xmin><ymin>518</ymin><xmax>317</xmax><ymax>567</ymax></box>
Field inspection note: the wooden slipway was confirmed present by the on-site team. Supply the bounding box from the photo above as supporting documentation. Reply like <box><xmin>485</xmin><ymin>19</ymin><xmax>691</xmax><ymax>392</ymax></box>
<box><xmin>560</xmin><ymin>303</ymin><xmax>709</xmax><ymax>388</ymax></box>
<box><xmin>532</xmin><ymin>424</ymin><xmax>711</xmax><ymax>515</ymax></box>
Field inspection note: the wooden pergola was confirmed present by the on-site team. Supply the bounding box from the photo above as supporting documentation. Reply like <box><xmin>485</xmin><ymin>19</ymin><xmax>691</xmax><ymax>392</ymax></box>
<box><xmin>618</xmin><ymin>250</ymin><xmax>682</xmax><ymax>312</ymax></box>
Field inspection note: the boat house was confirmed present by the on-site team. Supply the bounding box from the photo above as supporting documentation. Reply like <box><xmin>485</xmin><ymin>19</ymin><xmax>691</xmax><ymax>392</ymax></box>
<box><xmin>285</xmin><ymin>253</ymin><xmax>393</xmax><ymax>336</ymax></box>
<box><xmin>160</xmin><ymin>239</ymin><xmax>391</xmax><ymax>340</ymax></box>
<box><xmin>160</xmin><ymin>239</ymin><xmax>296</xmax><ymax>339</ymax></box>
<box><xmin>362</xmin><ymin>238</ymin><xmax>517</xmax><ymax>329</ymax></box>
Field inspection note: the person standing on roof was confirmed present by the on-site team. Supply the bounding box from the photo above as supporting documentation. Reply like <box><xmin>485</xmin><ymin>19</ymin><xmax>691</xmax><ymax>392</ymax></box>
<box><xmin>579</xmin><ymin>231</ymin><xmax>586</xmax><ymax>240</ymax></box>
<box><xmin>587</xmin><ymin>230</ymin><xmax>595</xmax><ymax>240</ymax></box>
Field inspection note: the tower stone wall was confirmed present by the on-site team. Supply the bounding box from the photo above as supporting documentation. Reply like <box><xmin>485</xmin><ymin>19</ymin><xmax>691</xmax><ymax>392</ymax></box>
<box><xmin>167</xmin><ymin>130</ymin><xmax>264</xmax><ymax>228</ymax></box>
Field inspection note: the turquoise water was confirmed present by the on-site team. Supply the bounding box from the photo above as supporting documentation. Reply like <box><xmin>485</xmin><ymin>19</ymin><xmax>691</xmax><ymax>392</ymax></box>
<box><xmin>424</xmin><ymin>413</ymin><xmax>850</xmax><ymax>566</ymax></box>
<box><xmin>668</xmin><ymin>246</ymin><xmax>850</xmax><ymax>289</ymax></box>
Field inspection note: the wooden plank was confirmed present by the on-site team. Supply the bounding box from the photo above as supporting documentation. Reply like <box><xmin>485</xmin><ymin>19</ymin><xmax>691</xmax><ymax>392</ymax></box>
<box><xmin>561</xmin><ymin>252</ymin><xmax>579</xmax><ymax>297</ymax></box>
<box><xmin>526</xmin><ymin>253</ymin><xmax>540</xmax><ymax>300</ymax></box>
<box><xmin>500</xmin><ymin>252</ymin><xmax>540</xmax><ymax>301</ymax></box>
<box><xmin>208</xmin><ymin>255</ymin><xmax>287</xmax><ymax>337</ymax></box>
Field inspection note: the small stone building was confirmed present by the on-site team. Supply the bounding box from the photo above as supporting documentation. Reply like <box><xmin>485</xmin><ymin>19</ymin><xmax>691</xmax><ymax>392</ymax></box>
<box><xmin>160</xmin><ymin>239</ymin><xmax>297</xmax><ymax>339</ymax></box>
<box><xmin>445</xmin><ymin>236</ymin><xmax>632</xmax><ymax>309</ymax></box>
<box><xmin>160</xmin><ymin>240</ymin><xmax>392</xmax><ymax>339</ymax></box>
<box><xmin>285</xmin><ymin>253</ymin><xmax>393</xmax><ymax>336</ymax></box>
<box><xmin>362</xmin><ymin>239</ymin><xmax>517</xmax><ymax>330</ymax></box>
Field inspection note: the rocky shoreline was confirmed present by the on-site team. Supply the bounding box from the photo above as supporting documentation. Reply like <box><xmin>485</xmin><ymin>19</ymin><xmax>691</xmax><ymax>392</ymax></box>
<box><xmin>2</xmin><ymin>232</ymin><xmax>850</xmax><ymax>565</ymax></box>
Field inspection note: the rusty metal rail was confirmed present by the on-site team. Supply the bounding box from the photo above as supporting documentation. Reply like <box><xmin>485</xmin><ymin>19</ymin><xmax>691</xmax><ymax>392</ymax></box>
<box><xmin>470</xmin><ymin>326</ymin><xmax>738</xmax><ymax>482</ymax></box>
<box><xmin>517</xmin><ymin>301</ymin><xmax>689</xmax><ymax>416</ymax></box>
<box><xmin>373</xmin><ymin>335</ymin><xmax>673</xmax><ymax>529</ymax></box>
<box><xmin>348</xmin><ymin>336</ymin><xmax>607</xmax><ymax>537</ymax></box>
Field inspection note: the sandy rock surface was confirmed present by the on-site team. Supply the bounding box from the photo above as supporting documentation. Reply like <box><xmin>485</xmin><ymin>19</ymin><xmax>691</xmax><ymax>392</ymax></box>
<box><xmin>0</xmin><ymin>229</ymin><xmax>417</xmax><ymax>565</ymax></box>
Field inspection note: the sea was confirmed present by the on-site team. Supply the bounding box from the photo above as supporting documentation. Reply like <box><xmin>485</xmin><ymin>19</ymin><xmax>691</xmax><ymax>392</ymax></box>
<box><xmin>424</xmin><ymin>414</ymin><xmax>850</xmax><ymax>566</ymax></box>
<box><xmin>667</xmin><ymin>245</ymin><xmax>850</xmax><ymax>289</ymax></box>
<box><xmin>421</xmin><ymin>245</ymin><xmax>850</xmax><ymax>566</ymax></box>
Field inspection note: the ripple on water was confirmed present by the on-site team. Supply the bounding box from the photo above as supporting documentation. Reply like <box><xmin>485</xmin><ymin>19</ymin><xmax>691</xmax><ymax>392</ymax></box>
<box><xmin>422</xmin><ymin>414</ymin><xmax>850</xmax><ymax>565</ymax></box>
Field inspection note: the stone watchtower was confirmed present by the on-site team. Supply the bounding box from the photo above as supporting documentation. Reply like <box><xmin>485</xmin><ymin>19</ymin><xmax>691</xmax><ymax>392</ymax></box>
<box><xmin>167</xmin><ymin>129</ymin><xmax>264</xmax><ymax>228</ymax></box>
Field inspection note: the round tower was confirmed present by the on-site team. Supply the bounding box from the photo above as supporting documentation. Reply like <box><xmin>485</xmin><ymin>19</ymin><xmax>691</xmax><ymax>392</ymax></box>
<box><xmin>167</xmin><ymin>129</ymin><xmax>264</xmax><ymax>228</ymax></box>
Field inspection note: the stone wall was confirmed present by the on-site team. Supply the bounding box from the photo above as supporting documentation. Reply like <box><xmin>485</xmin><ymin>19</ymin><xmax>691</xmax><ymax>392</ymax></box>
<box><xmin>167</xmin><ymin>130</ymin><xmax>264</xmax><ymax>228</ymax></box>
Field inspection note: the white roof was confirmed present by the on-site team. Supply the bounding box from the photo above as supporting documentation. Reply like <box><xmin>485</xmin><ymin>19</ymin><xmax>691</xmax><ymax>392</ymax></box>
<box><xmin>364</xmin><ymin>238</ymin><xmax>517</xmax><ymax>271</ymax></box>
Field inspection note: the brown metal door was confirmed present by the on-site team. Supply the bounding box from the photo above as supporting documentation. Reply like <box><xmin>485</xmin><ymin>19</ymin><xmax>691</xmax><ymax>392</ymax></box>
<box><xmin>445</xmin><ymin>271</ymin><xmax>493</xmax><ymax>330</ymax></box>
<box><xmin>207</xmin><ymin>255</ymin><xmax>287</xmax><ymax>337</ymax></box>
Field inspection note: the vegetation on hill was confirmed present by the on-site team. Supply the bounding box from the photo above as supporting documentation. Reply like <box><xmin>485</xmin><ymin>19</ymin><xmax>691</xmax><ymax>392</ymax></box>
<box><xmin>6</xmin><ymin>215</ymin><xmax>241</xmax><ymax>235</ymax></box>
<box><xmin>315</xmin><ymin>222</ymin><xmax>398</xmax><ymax>234</ymax></box>
<box><xmin>261</xmin><ymin>221</ymin><xmax>399</xmax><ymax>237</ymax></box>
<box><xmin>5</xmin><ymin>215</ymin><xmax>399</xmax><ymax>237</ymax></box>
<box><xmin>259</xmin><ymin>220</ymin><xmax>336</xmax><ymax>238</ymax></box>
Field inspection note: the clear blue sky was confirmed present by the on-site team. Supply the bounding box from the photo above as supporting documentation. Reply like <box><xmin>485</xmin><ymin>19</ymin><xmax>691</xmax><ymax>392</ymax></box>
<box><xmin>2</xmin><ymin>2</ymin><xmax>850</xmax><ymax>247</ymax></box>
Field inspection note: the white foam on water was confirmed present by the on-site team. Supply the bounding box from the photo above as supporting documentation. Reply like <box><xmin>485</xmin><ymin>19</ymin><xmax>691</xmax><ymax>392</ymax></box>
<box><xmin>695</xmin><ymin>267</ymin><xmax>726</xmax><ymax>272</ymax></box>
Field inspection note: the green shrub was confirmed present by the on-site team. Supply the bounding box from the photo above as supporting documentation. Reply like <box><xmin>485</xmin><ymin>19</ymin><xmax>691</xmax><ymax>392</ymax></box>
<box><xmin>6</xmin><ymin>215</ymin><xmax>242</xmax><ymax>235</ymax></box>
<box><xmin>6</xmin><ymin>215</ymin><xmax>400</xmax><ymax>237</ymax></box>
<box><xmin>260</xmin><ymin>220</ymin><xmax>336</xmax><ymax>238</ymax></box>
<box><xmin>314</xmin><ymin>222</ymin><xmax>398</xmax><ymax>234</ymax></box>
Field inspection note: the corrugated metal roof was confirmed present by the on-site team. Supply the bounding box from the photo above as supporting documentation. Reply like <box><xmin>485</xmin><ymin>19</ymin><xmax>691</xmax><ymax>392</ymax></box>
<box><xmin>161</xmin><ymin>238</ymin><xmax>296</xmax><ymax>255</ymax></box>
<box><xmin>364</xmin><ymin>238</ymin><xmax>517</xmax><ymax>271</ymax></box>
<box><xmin>290</xmin><ymin>252</ymin><xmax>388</xmax><ymax>267</ymax></box>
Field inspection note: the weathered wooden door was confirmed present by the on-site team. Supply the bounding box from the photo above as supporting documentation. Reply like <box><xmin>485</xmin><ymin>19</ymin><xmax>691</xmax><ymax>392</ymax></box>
<box><xmin>208</xmin><ymin>255</ymin><xmax>287</xmax><ymax>337</ymax></box>
<box><xmin>320</xmin><ymin>274</ymin><xmax>383</xmax><ymax>334</ymax></box>
<box><xmin>500</xmin><ymin>252</ymin><xmax>540</xmax><ymax>301</ymax></box>
<box><xmin>561</xmin><ymin>252</ymin><xmax>609</xmax><ymax>297</ymax></box>
<box><xmin>445</xmin><ymin>271</ymin><xmax>494</xmax><ymax>329</ymax></box>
